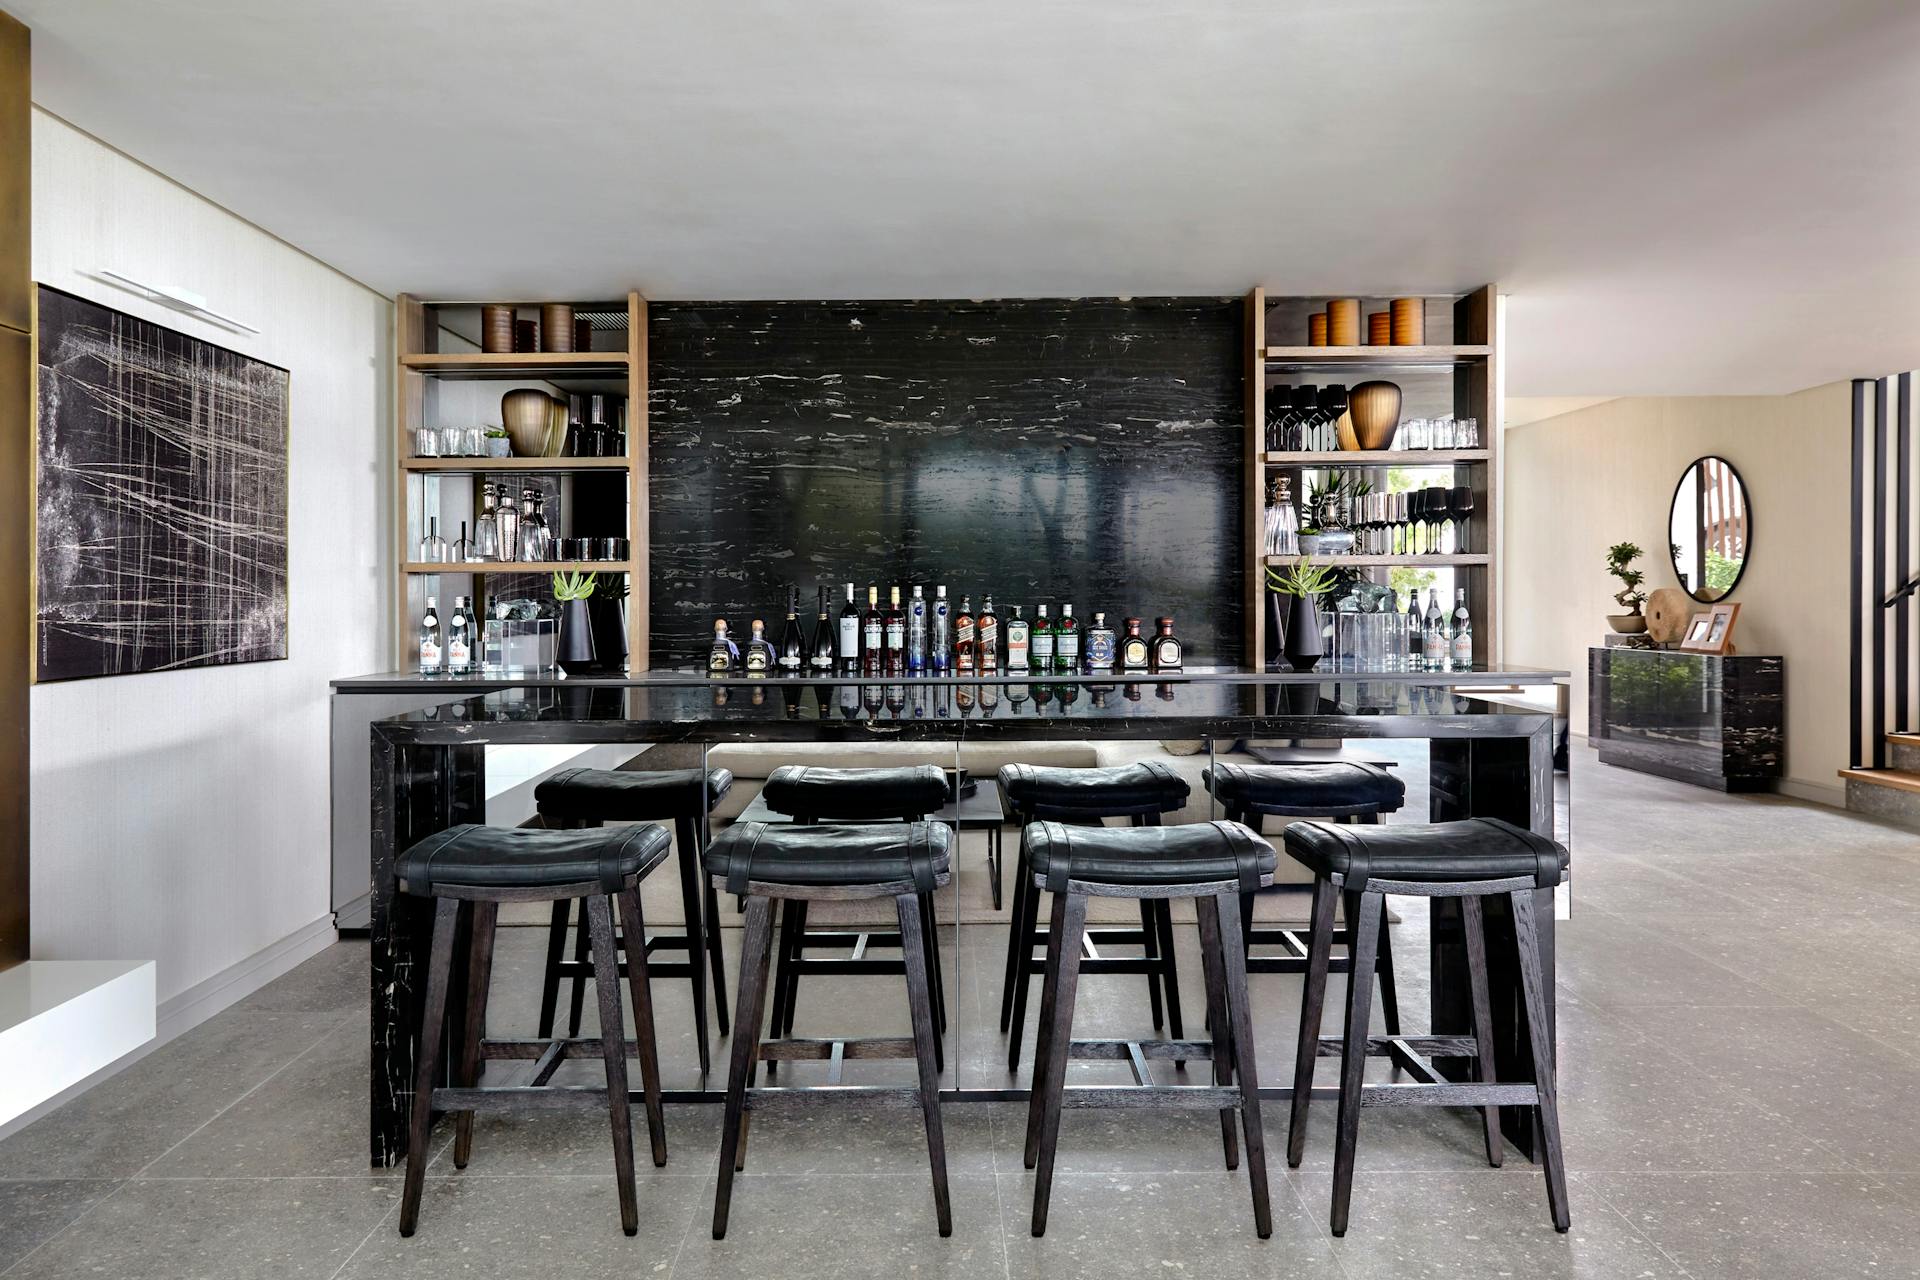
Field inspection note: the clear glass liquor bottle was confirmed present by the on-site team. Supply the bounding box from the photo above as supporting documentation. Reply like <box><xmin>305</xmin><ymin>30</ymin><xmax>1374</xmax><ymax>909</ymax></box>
<box><xmin>907</xmin><ymin>585</ymin><xmax>928</xmax><ymax>673</ymax></box>
<box><xmin>1423</xmin><ymin>589</ymin><xmax>1446</xmax><ymax>672</ymax></box>
<box><xmin>472</xmin><ymin>484</ymin><xmax>500</xmax><ymax>561</ymax></box>
<box><xmin>446</xmin><ymin>595</ymin><xmax>472</xmax><ymax>673</ymax></box>
<box><xmin>418</xmin><ymin>595</ymin><xmax>442</xmax><ymax>673</ymax></box>
<box><xmin>1449</xmin><ymin>589</ymin><xmax>1474</xmax><ymax>668</ymax></box>
<box><xmin>494</xmin><ymin>486</ymin><xmax>519</xmax><ymax>565</ymax></box>
<box><xmin>1006</xmin><ymin>605</ymin><xmax>1030</xmax><ymax>671</ymax></box>
<box><xmin>931</xmin><ymin>585</ymin><xmax>950</xmax><ymax>674</ymax></box>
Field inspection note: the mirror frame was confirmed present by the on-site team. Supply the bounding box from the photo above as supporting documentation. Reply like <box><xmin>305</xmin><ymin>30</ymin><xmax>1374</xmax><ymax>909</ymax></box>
<box><xmin>1668</xmin><ymin>454</ymin><xmax>1750</xmax><ymax>602</ymax></box>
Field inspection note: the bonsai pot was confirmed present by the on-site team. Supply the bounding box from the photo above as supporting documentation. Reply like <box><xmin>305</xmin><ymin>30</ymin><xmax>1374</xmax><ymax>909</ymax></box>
<box><xmin>1607</xmin><ymin>613</ymin><xmax>1648</xmax><ymax>635</ymax></box>
<box><xmin>557</xmin><ymin>599</ymin><xmax>598</xmax><ymax>674</ymax></box>
<box><xmin>1284</xmin><ymin>593</ymin><xmax>1324</xmax><ymax>672</ymax></box>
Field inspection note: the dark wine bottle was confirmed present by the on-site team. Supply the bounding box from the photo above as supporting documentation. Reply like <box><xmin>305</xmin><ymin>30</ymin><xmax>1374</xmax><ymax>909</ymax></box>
<box><xmin>810</xmin><ymin>586</ymin><xmax>835</xmax><ymax>673</ymax></box>
<box><xmin>777</xmin><ymin>585</ymin><xmax>806</xmax><ymax>674</ymax></box>
<box><xmin>837</xmin><ymin>582</ymin><xmax>860</xmax><ymax>674</ymax></box>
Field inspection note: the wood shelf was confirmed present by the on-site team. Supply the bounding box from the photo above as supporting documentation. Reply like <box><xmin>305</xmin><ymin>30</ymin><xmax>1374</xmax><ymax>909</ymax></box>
<box><xmin>1262</xmin><ymin>553</ymin><xmax>1490</xmax><ymax>568</ymax></box>
<box><xmin>403</xmin><ymin>456</ymin><xmax>633</xmax><ymax>472</ymax></box>
<box><xmin>403</xmin><ymin>561</ymin><xmax>633</xmax><ymax>575</ymax></box>
<box><xmin>400</xmin><ymin>351</ymin><xmax>631</xmax><ymax>379</ymax></box>
<box><xmin>1263</xmin><ymin>344</ymin><xmax>1489</xmax><ymax>368</ymax></box>
<box><xmin>1264</xmin><ymin>449</ymin><xmax>1489</xmax><ymax>466</ymax></box>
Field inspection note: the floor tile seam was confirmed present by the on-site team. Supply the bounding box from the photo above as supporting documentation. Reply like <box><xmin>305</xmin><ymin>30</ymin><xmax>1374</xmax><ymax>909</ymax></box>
<box><xmin>0</xmin><ymin>1177</ymin><xmax>132</xmax><ymax>1278</ymax></box>
<box><xmin>1570</xmin><ymin>1168</ymin><xmax>1699</xmax><ymax>1277</ymax></box>
<box><xmin>322</xmin><ymin>1191</ymin><xmax>402</xmax><ymax>1280</ymax></box>
<box><xmin>653</xmin><ymin>1172</ymin><xmax>711</xmax><ymax>1280</ymax></box>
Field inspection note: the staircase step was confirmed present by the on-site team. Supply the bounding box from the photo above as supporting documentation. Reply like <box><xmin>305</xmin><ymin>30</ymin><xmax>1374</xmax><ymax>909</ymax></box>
<box><xmin>1839</xmin><ymin>767</ymin><xmax>1920</xmax><ymax>794</ymax></box>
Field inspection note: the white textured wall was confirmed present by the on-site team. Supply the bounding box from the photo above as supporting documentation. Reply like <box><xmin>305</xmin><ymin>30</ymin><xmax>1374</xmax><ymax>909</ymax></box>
<box><xmin>1502</xmin><ymin>382</ymin><xmax>1851</xmax><ymax>799</ymax></box>
<box><xmin>29</xmin><ymin>111</ymin><xmax>390</xmax><ymax>1004</ymax></box>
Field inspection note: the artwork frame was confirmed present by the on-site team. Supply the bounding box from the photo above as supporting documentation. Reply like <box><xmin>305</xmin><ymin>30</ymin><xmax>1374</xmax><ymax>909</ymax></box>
<box><xmin>33</xmin><ymin>284</ymin><xmax>290</xmax><ymax>682</ymax></box>
<box><xmin>1679</xmin><ymin>601</ymin><xmax>1741</xmax><ymax>655</ymax></box>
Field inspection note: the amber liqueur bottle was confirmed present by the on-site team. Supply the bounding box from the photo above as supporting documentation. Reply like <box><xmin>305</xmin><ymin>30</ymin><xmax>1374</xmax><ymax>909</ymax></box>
<box><xmin>977</xmin><ymin>595</ymin><xmax>1000</xmax><ymax>674</ymax></box>
<box><xmin>1118</xmin><ymin>616</ymin><xmax>1151</xmax><ymax>673</ymax></box>
<box><xmin>1149</xmin><ymin>615</ymin><xmax>1184</xmax><ymax>673</ymax></box>
<box><xmin>861</xmin><ymin>585</ymin><xmax>883</xmax><ymax>676</ymax></box>
<box><xmin>953</xmin><ymin>595</ymin><xmax>977</xmax><ymax>675</ymax></box>
<box><xmin>883</xmin><ymin>586</ymin><xmax>907</xmax><ymax>675</ymax></box>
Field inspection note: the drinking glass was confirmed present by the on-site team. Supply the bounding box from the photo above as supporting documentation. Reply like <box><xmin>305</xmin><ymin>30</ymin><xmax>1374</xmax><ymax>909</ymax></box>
<box><xmin>414</xmin><ymin>427</ymin><xmax>440</xmax><ymax>458</ymax></box>
<box><xmin>1432</xmin><ymin>416</ymin><xmax>1455</xmax><ymax>450</ymax></box>
<box><xmin>1450</xmin><ymin>485</ymin><xmax>1476</xmax><ymax>554</ymax></box>
<box><xmin>1459</xmin><ymin>416</ymin><xmax>1479</xmax><ymax>448</ymax></box>
<box><xmin>439</xmin><ymin>425</ymin><xmax>463</xmax><ymax>456</ymax></box>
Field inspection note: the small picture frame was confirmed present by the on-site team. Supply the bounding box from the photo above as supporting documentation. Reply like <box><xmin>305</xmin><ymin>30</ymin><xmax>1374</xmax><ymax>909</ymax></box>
<box><xmin>1680</xmin><ymin>602</ymin><xmax>1741</xmax><ymax>654</ymax></box>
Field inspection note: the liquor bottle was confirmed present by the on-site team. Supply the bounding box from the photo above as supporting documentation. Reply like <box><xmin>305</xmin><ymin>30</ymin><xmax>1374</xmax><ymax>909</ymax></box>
<box><xmin>587</xmin><ymin>394</ymin><xmax>610</xmax><ymax>457</ymax></box>
<box><xmin>745</xmin><ymin>619</ymin><xmax>776</xmax><ymax>675</ymax></box>
<box><xmin>810</xmin><ymin>586</ymin><xmax>836</xmax><ymax>673</ymax></box>
<box><xmin>446</xmin><ymin>595</ymin><xmax>471</xmax><ymax>672</ymax></box>
<box><xmin>419</xmin><ymin>595</ymin><xmax>442</xmax><ymax>672</ymax></box>
<box><xmin>1149</xmin><ymin>616</ymin><xmax>1183</xmax><ymax>673</ymax></box>
<box><xmin>1054</xmin><ymin>603</ymin><xmax>1080</xmax><ymax>674</ymax></box>
<box><xmin>1085</xmin><ymin>612</ymin><xmax>1117</xmax><ymax>672</ymax></box>
<box><xmin>495</xmin><ymin>486</ymin><xmax>519</xmax><ymax>564</ymax></box>
<box><xmin>778</xmin><ymin>586</ymin><xmax>806</xmax><ymax>673</ymax></box>
<box><xmin>709</xmin><ymin>619</ymin><xmax>736</xmax><ymax>675</ymax></box>
<box><xmin>953</xmin><ymin>594</ymin><xmax>977</xmax><ymax>674</ymax></box>
<box><xmin>977</xmin><ymin>595</ymin><xmax>1000</xmax><ymax>673</ymax></box>
<box><xmin>518</xmin><ymin>490</ymin><xmax>550</xmax><ymax>561</ymax></box>
<box><xmin>884</xmin><ymin>586</ymin><xmax>907</xmax><ymax>675</ymax></box>
<box><xmin>1006</xmin><ymin>605</ymin><xmax>1030</xmax><ymax>671</ymax></box>
<box><xmin>1423</xmin><ymin>589</ymin><xmax>1446</xmax><ymax>672</ymax></box>
<box><xmin>931</xmin><ymin>585</ymin><xmax>951</xmax><ymax>673</ymax></box>
<box><xmin>837</xmin><ymin>583</ymin><xmax>861</xmax><ymax>674</ymax></box>
<box><xmin>1031</xmin><ymin>604</ymin><xmax>1055</xmax><ymax>671</ymax></box>
<box><xmin>1119</xmin><ymin>616</ymin><xmax>1150</xmax><ymax>672</ymax></box>
<box><xmin>471</xmin><ymin>485</ymin><xmax>500</xmax><ymax>561</ymax></box>
<box><xmin>861</xmin><ymin>586</ymin><xmax>883</xmax><ymax>677</ymax></box>
<box><xmin>1450</xmin><ymin>588</ymin><xmax>1474</xmax><ymax>668</ymax></box>
<box><xmin>907</xmin><ymin>585</ymin><xmax>928</xmax><ymax>673</ymax></box>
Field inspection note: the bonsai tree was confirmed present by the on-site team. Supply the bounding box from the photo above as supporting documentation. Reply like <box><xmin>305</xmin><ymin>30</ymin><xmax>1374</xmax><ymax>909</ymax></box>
<box><xmin>1605</xmin><ymin>542</ymin><xmax>1647</xmax><ymax>616</ymax></box>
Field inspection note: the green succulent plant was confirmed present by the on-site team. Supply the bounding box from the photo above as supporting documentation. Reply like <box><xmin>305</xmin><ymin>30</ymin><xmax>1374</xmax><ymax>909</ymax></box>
<box><xmin>551</xmin><ymin>570</ymin><xmax>598</xmax><ymax>602</ymax></box>
<box><xmin>1266</xmin><ymin>557</ymin><xmax>1339</xmax><ymax>599</ymax></box>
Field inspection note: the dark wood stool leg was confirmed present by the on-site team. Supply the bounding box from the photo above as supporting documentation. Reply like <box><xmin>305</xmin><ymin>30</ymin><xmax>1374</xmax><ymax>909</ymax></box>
<box><xmin>1023</xmin><ymin>887</ymin><xmax>1073</xmax><ymax>1168</ymax></box>
<box><xmin>1029</xmin><ymin>891</ymin><xmax>1088</xmax><ymax>1238</ymax></box>
<box><xmin>1330</xmin><ymin>888</ymin><xmax>1383</xmax><ymax>1238</ymax></box>
<box><xmin>998</xmin><ymin>827</ymin><xmax>1032</xmax><ymax>1032</ymax></box>
<box><xmin>616</xmin><ymin>887</ymin><xmax>669</xmax><ymax>1168</ymax></box>
<box><xmin>703</xmin><ymin>879</ymin><xmax>730</xmax><ymax>1037</ymax></box>
<box><xmin>673</xmin><ymin>815</ymin><xmax>712</xmax><ymax>1076</ymax></box>
<box><xmin>713</xmin><ymin>894</ymin><xmax>776</xmax><ymax>1240</ymax></box>
<box><xmin>776</xmin><ymin>900</ymin><xmax>809</xmax><ymax>1038</ymax></box>
<box><xmin>1511</xmin><ymin>889</ymin><xmax>1571</xmax><ymax>1232</ymax></box>
<box><xmin>566</xmin><ymin>902</ymin><xmax>591</xmax><ymax>1037</ymax></box>
<box><xmin>452</xmin><ymin>900</ymin><xmax>497</xmax><ymax>1169</ymax></box>
<box><xmin>1006</xmin><ymin>865</ymin><xmax>1044</xmax><ymax>1071</ymax></box>
<box><xmin>1286</xmin><ymin>876</ymin><xmax>1338</xmax><ymax>1167</ymax></box>
<box><xmin>1213</xmin><ymin>890</ymin><xmax>1272</xmax><ymax>1239</ymax></box>
<box><xmin>920</xmin><ymin>890</ymin><xmax>949</xmax><ymax>1034</ymax></box>
<box><xmin>1461</xmin><ymin>894</ymin><xmax>1503</xmax><ymax>1168</ymax></box>
<box><xmin>1193</xmin><ymin>892</ymin><xmax>1239</xmax><ymax>1170</ymax></box>
<box><xmin>399</xmin><ymin>897</ymin><xmax>459</xmax><ymax>1237</ymax></box>
<box><xmin>896</xmin><ymin>892</ymin><xmax>953</xmax><ymax>1237</ymax></box>
<box><xmin>536</xmin><ymin>899</ymin><xmax>568</xmax><ymax>1040</ymax></box>
<box><xmin>990</xmin><ymin>825</ymin><xmax>1004</xmax><ymax>912</ymax></box>
<box><xmin>1133</xmin><ymin>816</ymin><xmax>1167</xmax><ymax>1031</ymax></box>
<box><xmin>585</xmin><ymin>894</ymin><xmax>639</xmax><ymax>1236</ymax></box>
<box><xmin>1154</xmin><ymin>898</ymin><xmax>1185</xmax><ymax>1047</ymax></box>
<box><xmin>1375</xmin><ymin>894</ymin><xmax>1402</xmax><ymax>1037</ymax></box>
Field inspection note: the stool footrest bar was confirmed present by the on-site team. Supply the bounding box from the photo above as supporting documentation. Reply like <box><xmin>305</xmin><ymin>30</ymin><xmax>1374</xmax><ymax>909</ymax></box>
<box><xmin>743</xmin><ymin>1086</ymin><xmax>926</xmax><ymax>1110</ymax></box>
<box><xmin>1058</xmin><ymin>1085</ymin><xmax>1245</xmax><ymax>1110</ymax></box>
<box><xmin>757</xmin><ymin>1036</ymin><xmax>917</xmax><ymax>1062</ymax></box>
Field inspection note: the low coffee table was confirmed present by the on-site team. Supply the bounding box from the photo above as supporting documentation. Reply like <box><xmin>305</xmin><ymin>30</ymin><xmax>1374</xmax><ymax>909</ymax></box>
<box><xmin>733</xmin><ymin>778</ymin><xmax>1013</xmax><ymax>909</ymax></box>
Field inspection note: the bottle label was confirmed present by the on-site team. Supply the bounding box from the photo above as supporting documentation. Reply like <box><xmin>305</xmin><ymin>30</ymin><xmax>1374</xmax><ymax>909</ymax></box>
<box><xmin>955</xmin><ymin>619</ymin><xmax>975</xmax><ymax>647</ymax></box>
<box><xmin>1033</xmin><ymin>632</ymin><xmax>1055</xmax><ymax>661</ymax></box>
<box><xmin>1121</xmin><ymin>638</ymin><xmax>1148</xmax><ymax>669</ymax></box>
<box><xmin>811</xmin><ymin>650</ymin><xmax>833</xmax><ymax>671</ymax></box>
<box><xmin>1153</xmin><ymin>638</ymin><xmax>1180</xmax><ymax>668</ymax></box>
<box><xmin>1007</xmin><ymin>628</ymin><xmax>1029</xmax><ymax>668</ymax></box>
<box><xmin>839</xmin><ymin>617</ymin><xmax>859</xmax><ymax>658</ymax></box>
<box><xmin>711</xmin><ymin>646</ymin><xmax>731</xmax><ymax>671</ymax></box>
<box><xmin>779</xmin><ymin>650</ymin><xmax>802</xmax><ymax>670</ymax></box>
<box><xmin>1451</xmin><ymin>632</ymin><xmax>1474</xmax><ymax>665</ymax></box>
<box><xmin>1086</xmin><ymin>631</ymin><xmax>1116</xmax><ymax>667</ymax></box>
<box><xmin>420</xmin><ymin>640</ymin><xmax>441</xmax><ymax>671</ymax></box>
<box><xmin>746</xmin><ymin>647</ymin><xmax>768</xmax><ymax>672</ymax></box>
<box><xmin>1058</xmin><ymin>632</ymin><xmax>1080</xmax><ymax>661</ymax></box>
<box><xmin>886</xmin><ymin>620</ymin><xmax>905</xmax><ymax>649</ymax></box>
<box><xmin>447</xmin><ymin>639</ymin><xmax>469</xmax><ymax>668</ymax></box>
<box><xmin>978</xmin><ymin>617</ymin><xmax>998</xmax><ymax>653</ymax></box>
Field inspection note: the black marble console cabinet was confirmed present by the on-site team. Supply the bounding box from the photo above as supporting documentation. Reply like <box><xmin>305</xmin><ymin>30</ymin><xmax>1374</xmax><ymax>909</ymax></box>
<box><xmin>647</xmin><ymin>298</ymin><xmax>1244</xmax><ymax>666</ymax></box>
<box><xmin>1588</xmin><ymin>647</ymin><xmax>1784</xmax><ymax>791</ymax></box>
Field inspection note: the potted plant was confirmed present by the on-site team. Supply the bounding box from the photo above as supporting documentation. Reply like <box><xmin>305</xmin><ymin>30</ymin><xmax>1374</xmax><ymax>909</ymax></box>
<box><xmin>484</xmin><ymin>428</ymin><xmax>511</xmax><ymax>458</ymax></box>
<box><xmin>1266</xmin><ymin>557</ymin><xmax>1339</xmax><ymax>671</ymax></box>
<box><xmin>1605</xmin><ymin>542</ymin><xmax>1648</xmax><ymax>634</ymax></box>
<box><xmin>552</xmin><ymin>570</ymin><xmax>598</xmax><ymax>674</ymax></box>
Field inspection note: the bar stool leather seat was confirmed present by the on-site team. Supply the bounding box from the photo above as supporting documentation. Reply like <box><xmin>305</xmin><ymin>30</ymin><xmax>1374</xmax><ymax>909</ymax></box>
<box><xmin>534</xmin><ymin>766</ymin><xmax>734</xmax><ymax>822</ymax></box>
<box><xmin>999</xmin><ymin>761</ymin><xmax>1189</xmax><ymax>817</ymax></box>
<box><xmin>706</xmin><ymin>821</ymin><xmax>952</xmax><ymax>890</ymax></box>
<box><xmin>761</xmin><ymin>764</ymin><xmax>947</xmax><ymax>820</ymax></box>
<box><xmin>1282</xmin><ymin>817</ymin><xmax>1567</xmax><ymax>889</ymax></box>
<box><xmin>1203</xmin><ymin>762</ymin><xmax>1403</xmax><ymax>818</ymax></box>
<box><xmin>1025</xmin><ymin>819</ymin><xmax>1277</xmax><ymax>889</ymax></box>
<box><xmin>396</xmin><ymin>823</ymin><xmax>672</xmax><ymax>894</ymax></box>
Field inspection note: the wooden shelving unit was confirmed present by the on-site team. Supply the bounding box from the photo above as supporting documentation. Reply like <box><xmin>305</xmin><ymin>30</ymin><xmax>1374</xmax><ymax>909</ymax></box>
<box><xmin>1245</xmin><ymin>287</ymin><xmax>1502</xmax><ymax>669</ymax></box>
<box><xmin>393</xmin><ymin>291</ymin><xmax>650</xmax><ymax>671</ymax></box>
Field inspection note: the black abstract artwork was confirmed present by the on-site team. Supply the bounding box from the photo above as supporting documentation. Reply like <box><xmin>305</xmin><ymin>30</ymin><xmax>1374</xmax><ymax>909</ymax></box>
<box><xmin>34</xmin><ymin>286</ymin><xmax>289</xmax><ymax>682</ymax></box>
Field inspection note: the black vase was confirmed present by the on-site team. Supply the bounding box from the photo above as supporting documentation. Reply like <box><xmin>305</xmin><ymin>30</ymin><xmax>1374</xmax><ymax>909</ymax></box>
<box><xmin>557</xmin><ymin>599</ymin><xmax>597</xmax><ymax>675</ymax></box>
<box><xmin>1283</xmin><ymin>593</ymin><xmax>1324</xmax><ymax>672</ymax></box>
<box><xmin>1265</xmin><ymin>589</ymin><xmax>1287</xmax><ymax>671</ymax></box>
<box><xmin>588</xmin><ymin>595</ymin><xmax>628</xmax><ymax>673</ymax></box>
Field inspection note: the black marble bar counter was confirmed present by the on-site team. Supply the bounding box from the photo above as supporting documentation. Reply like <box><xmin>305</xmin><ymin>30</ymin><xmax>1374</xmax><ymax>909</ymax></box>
<box><xmin>365</xmin><ymin>669</ymin><xmax>1568</xmax><ymax>1168</ymax></box>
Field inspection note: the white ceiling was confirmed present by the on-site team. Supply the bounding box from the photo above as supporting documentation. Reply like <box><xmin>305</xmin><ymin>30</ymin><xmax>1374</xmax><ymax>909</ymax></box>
<box><xmin>13</xmin><ymin>0</ymin><xmax>1920</xmax><ymax>395</ymax></box>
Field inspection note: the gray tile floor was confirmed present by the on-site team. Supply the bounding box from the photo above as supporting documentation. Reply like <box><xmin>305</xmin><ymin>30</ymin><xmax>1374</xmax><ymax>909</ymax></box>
<box><xmin>6</xmin><ymin>751</ymin><xmax>1920</xmax><ymax>1278</ymax></box>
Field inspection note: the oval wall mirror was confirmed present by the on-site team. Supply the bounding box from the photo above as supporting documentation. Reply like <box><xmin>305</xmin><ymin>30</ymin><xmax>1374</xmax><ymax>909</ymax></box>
<box><xmin>1669</xmin><ymin>455</ymin><xmax>1750</xmax><ymax>601</ymax></box>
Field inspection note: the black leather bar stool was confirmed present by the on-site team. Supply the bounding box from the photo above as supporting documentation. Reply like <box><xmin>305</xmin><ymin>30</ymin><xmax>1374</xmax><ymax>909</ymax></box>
<box><xmin>1282</xmin><ymin>817</ymin><xmax>1571</xmax><ymax>1236</ymax></box>
<box><xmin>1203</xmin><ymin>761</ymin><xmax>1406</xmax><ymax>1034</ymax></box>
<box><xmin>1022</xmin><ymin>819</ymin><xmax>1277</xmax><ymax>1238</ymax></box>
<box><xmin>997</xmin><ymin>761</ymin><xmax>1191</xmax><ymax>1072</ymax></box>
<box><xmin>706</xmin><ymin>819</ymin><xmax>953</xmax><ymax>1239</ymax></box>
<box><xmin>758</xmin><ymin>764</ymin><xmax>950</xmax><ymax>1058</ymax></box>
<box><xmin>533</xmin><ymin>766</ymin><xmax>733</xmax><ymax>1075</ymax></box>
<box><xmin>395</xmin><ymin>822</ymin><xmax>671</xmax><ymax>1238</ymax></box>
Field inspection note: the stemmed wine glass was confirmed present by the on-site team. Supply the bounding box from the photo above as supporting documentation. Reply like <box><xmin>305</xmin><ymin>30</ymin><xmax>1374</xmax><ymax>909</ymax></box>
<box><xmin>1450</xmin><ymin>485</ymin><xmax>1476</xmax><ymax>554</ymax></box>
